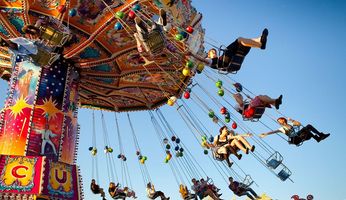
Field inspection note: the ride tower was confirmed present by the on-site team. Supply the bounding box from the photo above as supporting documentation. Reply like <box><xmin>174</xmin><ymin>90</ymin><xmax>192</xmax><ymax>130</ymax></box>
<box><xmin>0</xmin><ymin>26</ymin><xmax>82</xmax><ymax>200</ymax></box>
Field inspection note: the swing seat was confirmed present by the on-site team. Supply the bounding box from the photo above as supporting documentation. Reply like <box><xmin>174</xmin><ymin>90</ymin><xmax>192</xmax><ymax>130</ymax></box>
<box><xmin>288</xmin><ymin>136</ymin><xmax>304</xmax><ymax>147</ymax></box>
<box><xmin>144</xmin><ymin>29</ymin><xmax>165</xmax><ymax>55</ymax></box>
<box><xmin>218</xmin><ymin>46</ymin><xmax>248</xmax><ymax>74</ymax></box>
<box><xmin>184</xmin><ymin>194</ymin><xmax>197</xmax><ymax>200</ymax></box>
<box><xmin>242</xmin><ymin>175</ymin><xmax>254</xmax><ymax>188</ymax></box>
<box><xmin>277</xmin><ymin>166</ymin><xmax>292</xmax><ymax>181</ymax></box>
<box><xmin>39</xmin><ymin>26</ymin><xmax>71</xmax><ymax>47</ymax></box>
<box><xmin>266</xmin><ymin>152</ymin><xmax>283</xmax><ymax>170</ymax></box>
<box><xmin>267</xmin><ymin>159</ymin><xmax>281</xmax><ymax>170</ymax></box>
<box><xmin>242</xmin><ymin>104</ymin><xmax>265</xmax><ymax>122</ymax></box>
<box><xmin>112</xmin><ymin>194</ymin><xmax>126</xmax><ymax>199</ymax></box>
<box><xmin>31</xmin><ymin>47</ymin><xmax>59</xmax><ymax>66</ymax></box>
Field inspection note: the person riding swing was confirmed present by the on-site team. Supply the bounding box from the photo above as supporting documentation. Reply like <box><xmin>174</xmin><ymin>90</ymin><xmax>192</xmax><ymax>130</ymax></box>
<box><xmin>260</xmin><ymin>117</ymin><xmax>330</xmax><ymax>146</ymax></box>
<box><xmin>188</xmin><ymin>28</ymin><xmax>268</xmax><ymax>74</ymax></box>
<box><xmin>91</xmin><ymin>179</ymin><xmax>106</xmax><ymax>200</ymax></box>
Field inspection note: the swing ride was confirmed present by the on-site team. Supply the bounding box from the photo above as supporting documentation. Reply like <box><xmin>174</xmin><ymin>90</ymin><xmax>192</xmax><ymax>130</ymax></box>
<box><xmin>0</xmin><ymin>0</ymin><xmax>330</xmax><ymax>200</ymax></box>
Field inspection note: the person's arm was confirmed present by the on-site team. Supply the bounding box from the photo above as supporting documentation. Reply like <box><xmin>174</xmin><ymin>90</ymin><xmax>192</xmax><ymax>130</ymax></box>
<box><xmin>236</xmin><ymin>133</ymin><xmax>253</xmax><ymax>137</ymax></box>
<box><xmin>288</xmin><ymin>118</ymin><xmax>302</xmax><ymax>126</ymax></box>
<box><xmin>187</xmin><ymin>51</ymin><xmax>210</xmax><ymax>65</ymax></box>
<box><xmin>212</xmin><ymin>136</ymin><xmax>218</xmax><ymax>147</ymax></box>
<box><xmin>259</xmin><ymin>129</ymin><xmax>281</xmax><ymax>138</ymax></box>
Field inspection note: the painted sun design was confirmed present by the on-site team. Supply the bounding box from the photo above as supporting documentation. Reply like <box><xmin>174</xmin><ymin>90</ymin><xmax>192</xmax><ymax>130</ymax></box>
<box><xmin>36</xmin><ymin>96</ymin><xmax>63</xmax><ymax>120</ymax></box>
<box><xmin>9</xmin><ymin>96</ymin><xmax>30</xmax><ymax>118</ymax></box>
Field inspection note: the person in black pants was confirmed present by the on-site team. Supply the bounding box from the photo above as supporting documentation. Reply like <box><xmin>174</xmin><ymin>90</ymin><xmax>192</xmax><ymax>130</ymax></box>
<box><xmin>91</xmin><ymin>179</ymin><xmax>106</xmax><ymax>200</ymax></box>
<box><xmin>260</xmin><ymin>117</ymin><xmax>330</xmax><ymax>145</ymax></box>
<box><xmin>188</xmin><ymin>28</ymin><xmax>268</xmax><ymax>73</ymax></box>
<box><xmin>109</xmin><ymin>182</ymin><xmax>127</xmax><ymax>200</ymax></box>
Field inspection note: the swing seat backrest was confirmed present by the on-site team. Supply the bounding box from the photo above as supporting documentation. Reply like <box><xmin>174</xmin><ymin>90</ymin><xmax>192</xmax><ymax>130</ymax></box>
<box><xmin>277</xmin><ymin>167</ymin><xmax>292</xmax><ymax>181</ymax></box>
<box><xmin>222</xmin><ymin>45</ymin><xmax>250</xmax><ymax>74</ymax></box>
<box><xmin>266</xmin><ymin>151</ymin><xmax>283</xmax><ymax>169</ymax></box>
<box><xmin>267</xmin><ymin>159</ymin><xmax>281</xmax><ymax>169</ymax></box>
<box><xmin>242</xmin><ymin>103</ymin><xmax>265</xmax><ymax>122</ymax></box>
<box><xmin>145</xmin><ymin>29</ymin><xmax>165</xmax><ymax>55</ymax></box>
<box><xmin>184</xmin><ymin>194</ymin><xmax>197</xmax><ymax>200</ymax></box>
<box><xmin>242</xmin><ymin>175</ymin><xmax>254</xmax><ymax>188</ymax></box>
<box><xmin>278</xmin><ymin>170</ymin><xmax>290</xmax><ymax>181</ymax></box>
<box><xmin>39</xmin><ymin>26</ymin><xmax>71</xmax><ymax>47</ymax></box>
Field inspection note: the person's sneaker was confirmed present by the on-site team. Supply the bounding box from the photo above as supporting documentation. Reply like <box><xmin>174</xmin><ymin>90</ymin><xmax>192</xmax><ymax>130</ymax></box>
<box><xmin>159</xmin><ymin>9</ymin><xmax>167</xmax><ymax>26</ymax></box>
<box><xmin>260</xmin><ymin>28</ymin><xmax>269</xmax><ymax>49</ymax></box>
<box><xmin>315</xmin><ymin>137</ymin><xmax>322</xmax><ymax>143</ymax></box>
<box><xmin>227</xmin><ymin>161</ymin><xmax>234</xmax><ymax>168</ymax></box>
<box><xmin>251</xmin><ymin>145</ymin><xmax>255</xmax><ymax>152</ymax></box>
<box><xmin>278</xmin><ymin>94</ymin><xmax>283</xmax><ymax>104</ymax></box>
<box><xmin>275</xmin><ymin>95</ymin><xmax>283</xmax><ymax>109</ymax></box>
<box><xmin>320</xmin><ymin>133</ymin><xmax>330</xmax><ymax>140</ymax></box>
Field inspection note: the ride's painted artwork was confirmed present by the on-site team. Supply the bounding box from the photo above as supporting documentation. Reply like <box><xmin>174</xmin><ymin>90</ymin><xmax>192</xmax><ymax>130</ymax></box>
<box><xmin>0</xmin><ymin>0</ymin><xmax>343</xmax><ymax>199</ymax></box>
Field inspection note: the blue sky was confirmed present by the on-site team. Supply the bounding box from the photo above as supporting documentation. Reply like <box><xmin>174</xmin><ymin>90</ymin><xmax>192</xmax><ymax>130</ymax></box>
<box><xmin>1</xmin><ymin>0</ymin><xmax>346</xmax><ymax>199</ymax></box>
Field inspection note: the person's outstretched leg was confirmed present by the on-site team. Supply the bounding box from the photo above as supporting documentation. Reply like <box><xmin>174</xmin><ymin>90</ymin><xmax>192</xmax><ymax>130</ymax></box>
<box><xmin>237</xmin><ymin>29</ymin><xmax>268</xmax><ymax>50</ymax></box>
<box><xmin>257</xmin><ymin>95</ymin><xmax>276</xmax><ymax>105</ymax></box>
<box><xmin>257</xmin><ymin>94</ymin><xmax>282</xmax><ymax>109</ymax></box>
<box><xmin>246</xmin><ymin>188</ymin><xmax>260</xmax><ymax>199</ymax></box>
<box><xmin>223</xmin><ymin>154</ymin><xmax>233</xmax><ymax>167</ymax></box>
<box><xmin>245</xmin><ymin>192</ymin><xmax>256</xmax><ymax>200</ymax></box>
<box><xmin>299</xmin><ymin>125</ymin><xmax>329</xmax><ymax>142</ymax></box>
<box><xmin>227</xmin><ymin>146</ymin><xmax>242</xmax><ymax>160</ymax></box>
<box><xmin>100</xmin><ymin>189</ymin><xmax>105</xmax><ymax>197</ymax></box>
<box><xmin>237</xmin><ymin>137</ymin><xmax>254</xmax><ymax>152</ymax></box>
<box><xmin>231</xmin><ymin>140</ymin><xmax>247</xmax><ymax>154</ymax></box>
<box><xmin>205</xmin><ymin>189</ymin><xmax>219</xmax><ymax>200</ymax></box>
<box><xmin>238</xmin><ymin>37</ymin><xmax>261</xmax><ymax>48</ymax></box>
<box><xmin>156</xmin><ymin>191</ymin><xmax>169</xmax><ymax>200</ymax></box>
<box><xmin>305</xmin><ymin>124</ymin><xmax>330</xmax><ymax>139</ymax></box>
